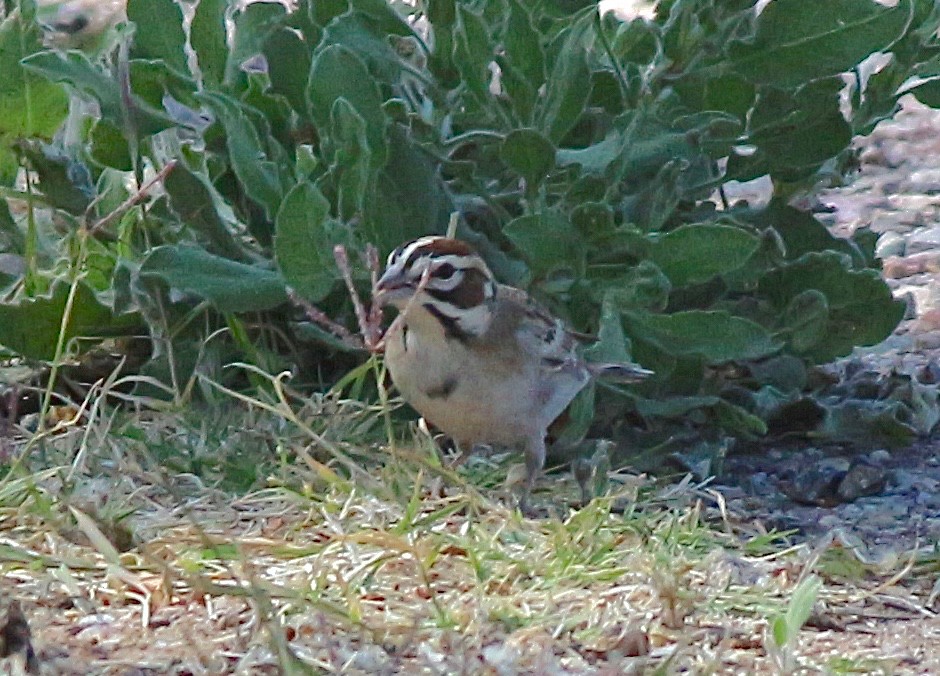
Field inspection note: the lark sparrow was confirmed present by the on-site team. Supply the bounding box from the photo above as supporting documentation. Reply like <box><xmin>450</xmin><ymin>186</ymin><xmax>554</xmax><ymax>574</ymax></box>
<box><xmin>372</xmin><ymin>236</ymin><xmax>652</xmax><ymax>511</ymax></box>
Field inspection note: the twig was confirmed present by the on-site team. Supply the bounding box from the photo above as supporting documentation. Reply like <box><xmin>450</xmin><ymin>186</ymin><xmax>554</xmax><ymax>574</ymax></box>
<box><xmin>86</xmin><ymin>161</ymin><xmax>178</xmax><ymax>236</ymax></box>
<box><xmin>334</xmin><ymin>245</ymin><xmax>379</xmax><ymax>347</ymax></box>
<box><xmin>285</xmin><ymin>287</ymin><xmax>365</xmax><ymax>351</ymax></box>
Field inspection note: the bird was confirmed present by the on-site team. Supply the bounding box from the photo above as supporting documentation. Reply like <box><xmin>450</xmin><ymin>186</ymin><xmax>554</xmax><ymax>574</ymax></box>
<box><xmin>371</xmin><ymin>235</ymin><xmax>652</xmax><ymax>512</ymax></box>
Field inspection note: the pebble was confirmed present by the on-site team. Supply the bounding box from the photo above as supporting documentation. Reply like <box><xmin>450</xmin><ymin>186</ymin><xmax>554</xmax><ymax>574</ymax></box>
<box><xmin>882</xmin><ymin>252</ymin><xmax>940</xmax><ymax>278</ymax></box>
<box><xmin>905</xmin><ymin>167</ymin><xmax>940</xmax><ymax>193</ymax></box>
<box><xmin>869</xmin><ymin>449</ymin><xmax>892</xmax><ymax>464</ymax></box>
<box><xmin>875</xmin><ymin>231</ymin><xmax>906</xmax><ymax>258</ymax></box>
<box><xmin>905</xmin><ymin>225</ymin><xmax>940</xmax><ymax>254</ymax></box>
<box><xmin>916</xmin><ymin>308</ymin><xmax>940</xmax><ymax>332</ymax></box>
<box><xmin>914</xmin><ymin>331</ymin><xmax>940</xmax><ymax>350</ymax></box>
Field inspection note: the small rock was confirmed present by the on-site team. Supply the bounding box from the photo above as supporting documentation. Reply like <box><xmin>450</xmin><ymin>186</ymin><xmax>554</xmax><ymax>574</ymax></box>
<box><xmin>891</xmin><ymin>285</ymin><xmax>929</xmax><ymax>317</ymax></box>
<box><xmin>781</xmin><ymin>464</ymin><xmax>845</xmax><ymax>506</ymax></box>
<box><xmin>837</xmin><ymin>461</ymin><xmax>889</xmax><ymax>501</ymax></box>
<box><xmin>819</xmin><ymin>514</ymin><xmax>842</xmax><ymax>529</ymax></box>
<box><xmin>905</xmin><ymin>225</ymin><xmax>940</xmax><ymax>254</ymax></box>
<box><xmin>868</xmin><ymin>449</ymin><xmax>892</xmax><ymax>464</ymax></box>
<box><xmin>859</xmin><ymin>144</ymin><xmax>891</xmax><ymax>167</ymax></box>
<box><xmin>0</xmin><ymin>253</ymin><xmax>26</xmax><ymax>278</ymax></box>
<box><xmin>915</xmin><ymin>360</ymin><xmax>940</xmax><ymax>384</ymax></box>
<box><xmin>882</xmin><ymin>256</ymin><xmax>919</xmax><ymax>279</ymax></box>
<box><xmin>891</xmin><ymin>469</ymin><xmax>919</xmax><ymax>492</ymax></box>
<box><xmin>871</xmin><ymin>214</ymin><xmax>915</xmax><ymax>234</ymax></box>
<box><xmin>917</xmin><ymin>285</ymin><xmax>940</xmax><ymax>315</ymax></box>
<box><xmin>882</xmin><ymin>252</ymin><xmax>940</xmax><ymax>278</ymax></box>
<box><xmin>819</xmin><ymin>457</ymin><xmax>852</xmax><ymax>473</ymax></box>
<box><xmin>914</xmin><ymin>330</ymin><xmax>940</xmax><ymax>350</ymax></box>
<box><xmin>875</xmin><ymin>231</ymin><xmax>907</xmax><ymax>258</ymax></box>
<box><xmin>916</xmin><ymin>308</ymin><xmax>940</xmax><ymax>332</ymax></box>
<box><xmin>906</xmin><ymin>167</ymin><xmax>940</xmax><ymax>193</ymax></box>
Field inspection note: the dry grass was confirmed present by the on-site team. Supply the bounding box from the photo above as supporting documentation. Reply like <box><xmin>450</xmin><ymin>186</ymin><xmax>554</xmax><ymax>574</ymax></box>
<box><xmin>0</xmin><ymin>369</ymin><xmax>937</xmax><ymax>674</ymax></box>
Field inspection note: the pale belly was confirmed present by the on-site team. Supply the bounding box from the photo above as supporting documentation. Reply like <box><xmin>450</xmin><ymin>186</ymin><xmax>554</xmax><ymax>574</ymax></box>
<box><xmin>384</xmin><ymin>324</ymin><xmax>578</xmax><ymax>447</ymax></box>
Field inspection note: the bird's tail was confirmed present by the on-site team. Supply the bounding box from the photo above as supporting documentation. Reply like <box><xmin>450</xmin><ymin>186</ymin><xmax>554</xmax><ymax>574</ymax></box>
<box><xmin>588</xmin><ymin>362</ymin><xmax>654</xmax><ymax>383</ymax></box>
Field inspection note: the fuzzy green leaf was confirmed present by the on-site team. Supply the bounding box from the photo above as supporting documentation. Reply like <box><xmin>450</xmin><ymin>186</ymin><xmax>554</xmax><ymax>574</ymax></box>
<box><xmin>728</xmin><ymin>0</ymin><xmax>912</xmax><ymax>88</ymax></box>
<box><xmin>0</xmin><ymin>6</ymin><xmax>69</xmax><ymax>182</ymax></box>
<box><xmin>759</xmin><ymin>252</ymin><xmax>904</xmax><ymax>362</ymax></box>
<box><xmin>276</xmin><ymin>182</ymin><xmax>348</xmax><ymax>303</ymax></box>
<box><xmin>22</xmin><ymin>50</ymin><xmax>175</xmax><ymax>136</ymax></box>
<box><xmin>538</xmin><ymin>17</ymin><xmax>592</xmax><ymax>143</ymax></box>
<box><xmin>307</xmin><ymin>44</ymin><xmax>388</xmax><ymax>167</ymax></box>
<box><xmin>500</xmin><ymin>128</ymin><xmax>556</xmax><ymax>189</ymax></box>
<box><xmin>191</xmin><ymin>0</ymin><xmax>228</xmax><ymax>86</ymax></box>
<box><xmin>164</xmin><ymin>164</ymin><xmax>246</xmax><ymax>261</ymax></box>
<box><xmin>127</xmin><ymin>0</ymin><xmax>188</xmax><ymax>75</ymax></box>
<box><xmin>199</xmin><ymin>91</ymin><xmax>286</xmax><ymax>220</ymax></box>
<box><xmin>140</xmin><ymin>244</ymin><xmax>287</xmax><ymax>313</ymax></box>
<box><xmin>650</xmin><ymin>224</ymin><xmax>760</xmax><ymax>287</ymax></box>
<box><xmin>0</xmin><ymin>281</ymin><xmax>134</xmax><ymax>361</ymax></box>
<box><xmin>264</xmin><ymin>27</ymin><xmax>312</xmax><ymax>114</ymax></box>
<box><xmin>627</xmin><ymin>310</ymin><xmax>782</xmax><ymax>363</ymax></box>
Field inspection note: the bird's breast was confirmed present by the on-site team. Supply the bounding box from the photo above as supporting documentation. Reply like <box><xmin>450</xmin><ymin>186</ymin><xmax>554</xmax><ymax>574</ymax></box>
<box><xmin>383</xmin><ymin>320</ymin><xmax>587</xmax><ymax>447</ymax></box>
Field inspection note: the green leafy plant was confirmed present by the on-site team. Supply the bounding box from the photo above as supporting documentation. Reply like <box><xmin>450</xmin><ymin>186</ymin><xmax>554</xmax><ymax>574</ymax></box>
<box><xmin>767</xmin><ymin>573</ymin><xmax>823</xmax><ymax>674</ymax></box>
<box><xmin>2</xmin><ymin>0</ymin><xmax>939</xmax><ymax>461</ymax></box>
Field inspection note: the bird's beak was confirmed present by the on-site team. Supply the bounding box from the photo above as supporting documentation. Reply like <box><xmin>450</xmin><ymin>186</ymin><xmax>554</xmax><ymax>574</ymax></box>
<box><xmin>372</xmin><ymin>269</ymin><xmax>414</xmax><ymax>308</ymax></box>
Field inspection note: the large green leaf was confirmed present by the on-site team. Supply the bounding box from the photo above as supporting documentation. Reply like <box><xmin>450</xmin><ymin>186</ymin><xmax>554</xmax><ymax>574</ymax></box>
<box><xmin>322</xmin><ymin>9</ymin><xmax>415</xmax><ymax>84</ymax></box>
<box><xmin>781</xmin><ymin>289</ymin><xmax>829</xmax><ymax>354</ymax></box>
<box><xmin>227</xmin><ymin>1</ymin><xmax>287</xmax><ymax>86</ymax></box>
<box><xmin>499</xmin><ymin>0</ymin><xmax>545</xmax><ymax>122</ymax></box>
<box><xmin>753</xmin><ymin>201</ymin><xmax>865</xmax><ymax>265</ymax></box>
<box><xmin>0</xmin><ymin>281</ymin><xmax>135</xmax><ymax>361</ymax></box>
<box><xmin>163</xmin><ymin>164</ymin><xmax>246</xmax><ymax>261</ymax></box>
<box><xmin>626</xmin><ymin>310</ymin><xmax>782</xmax><ymax>363</ymax></box>
<box><xmin>191</xmin><ymin>0</ymin><xmax>228</xmax><ymax>86</ymax></box>
<box><xmin>504</xmin><ymin>211</ymin><xmax>583</xmax><ymax>278</ymax></box>
<box><xmin>0</xmin><ymin>3</ymin><xmax>69</xmax><ymax>183</ymax></box>
<box><xmin>728</xmin><ymin>79</ymin><xmax>852</xmax><ymax>181</ymax></box>
<box><xmin>140</xmin><ymin>244</ymin><xmax>287</xmax><ymax>313</ymax></box>
<box><xmin>362</xmin><ymin>125</ymin><xmax>451</xmax><ymax>253</ymax></box>
<box><xmin>500</xmin><ymin>128</ymin><xmax>556</xmax><ymax>190</ymax></box>
<box><xmin>727</xmin><ymin>0</ymin><xmax>912</xmax><ymax>88</ymax></box>
<box><xmin>89</xmin><ymin>119</ymin><xmax>132</xmax><ymax>170</ymax></box>
<box><xmin>537</xmin><ymin>16</ymin><xmax>592</xmax><ymax>143</ymax></box>
<box><xmin>649</xmin><ymin>224</ymin><xmax>760</xmax><ymax>287</ymax></box>
<box><xmin>307</xmin><ymin>44</ymin><xmax>388</xmax><ymax>167</ymax></box>
<box><xmin>127</xmin><ymin>0</ymin><xmax>188</xmax><ymax>75</ymax></box>
<box><xmin>263</xmin><ymin>27</ymin><xmax>312</xmax><ymax>115</ymax></box>
<box><xmin>17</xmin><ymin>141</ymin><xmax>93</xmax><ymax>215</ymax></box>
<box><xmin>453</xmin><ymin>5</ymin><xmax>494</xmax><ymax>108</ymax></box>
<box><xmin>758</xmin><ymin>252</ymin><xmax>905</xmax><ymax>362</ymax></box>
<box><xmin>199</xmin><ymin>91</ymin><xmax>287</xmax><ymax>221</ymax></box>
<box><xmin>276</xmin><ymin>182</ymin><xmax>349</xmax><ymax>303</ymax></box>
<box><xmin>324</xmin><ymin>98</ymin><xmax>372</xmax><ymax>221</ymax></box>
<box><xmin>556</xmin><ymin>131</ymin><xmax>624</xmax><ymax>175</ymax></box>
<box><xmin>22</xmin><ymin>51</ymin><xmax>175</xmax><ymax>137</ymax></box>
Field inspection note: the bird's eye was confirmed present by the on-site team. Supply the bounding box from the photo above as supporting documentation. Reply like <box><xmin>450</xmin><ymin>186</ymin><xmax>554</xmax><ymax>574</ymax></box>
<box><xmin>434</xmin><ymin>263</ymin><xmax>456</xmax><ymax>280</ymax></box>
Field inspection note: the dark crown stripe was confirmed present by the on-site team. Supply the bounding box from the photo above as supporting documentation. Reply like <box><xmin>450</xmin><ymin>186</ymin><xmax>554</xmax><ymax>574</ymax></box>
<box><xmin>403</xmin><ymin>237</ymin><xmax>477</xmax><ymax>270</ymax></box>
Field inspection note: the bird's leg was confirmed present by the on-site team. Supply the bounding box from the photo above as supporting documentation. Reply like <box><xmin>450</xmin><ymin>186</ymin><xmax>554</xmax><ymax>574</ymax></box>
<box><xmin>519</xmin><ymin>433</ymin><xmax>547</xmax><ymax>516</ymax></box>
